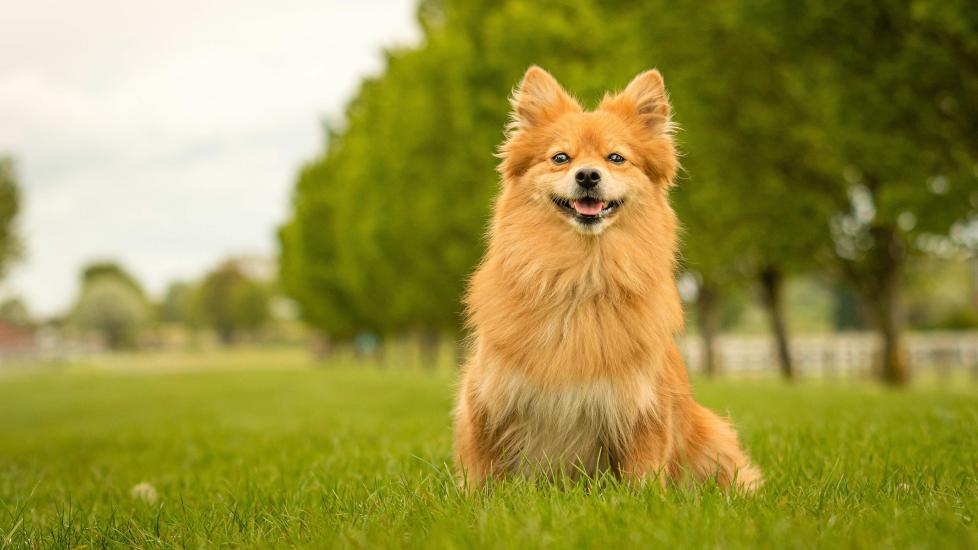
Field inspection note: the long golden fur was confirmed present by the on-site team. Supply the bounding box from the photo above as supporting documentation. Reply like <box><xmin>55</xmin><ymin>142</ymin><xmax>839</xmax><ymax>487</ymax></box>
<box><xmin>453</xmin><ymin>67</ymin><xmax>761</xmax><ymax>490</ymax></box>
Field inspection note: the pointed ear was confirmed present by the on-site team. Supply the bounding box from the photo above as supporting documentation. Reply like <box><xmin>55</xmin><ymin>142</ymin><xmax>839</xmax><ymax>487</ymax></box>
<box><xmin>509</xmin><ymin>66</ymin><xmax>581</xmax><ymax>129</ymax></box>
<box><xmin>602</xmin><ymin>69</ymin><xmax>672</xmax><ymax>135</ymax></box>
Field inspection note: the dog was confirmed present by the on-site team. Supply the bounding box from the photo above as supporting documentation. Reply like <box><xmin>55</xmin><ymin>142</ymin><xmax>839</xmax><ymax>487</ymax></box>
<box><xmin>453</xmin><ymin>67</ymin><xmax>761</xmax><ymax>491</ymax></box>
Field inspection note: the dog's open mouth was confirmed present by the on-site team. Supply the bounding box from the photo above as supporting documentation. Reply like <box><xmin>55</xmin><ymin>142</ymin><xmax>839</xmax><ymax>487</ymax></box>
<box><xmin>551</xmin><ymin>195</ymin><xmax>623</xmax><ymax>224</ymax></box>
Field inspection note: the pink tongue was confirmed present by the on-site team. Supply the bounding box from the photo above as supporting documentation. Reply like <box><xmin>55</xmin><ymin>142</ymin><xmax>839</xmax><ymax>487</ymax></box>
<box><xmin>573</xmin><ymin>200</ymin><xmax>605</xmax><ymax>216</ymax></box>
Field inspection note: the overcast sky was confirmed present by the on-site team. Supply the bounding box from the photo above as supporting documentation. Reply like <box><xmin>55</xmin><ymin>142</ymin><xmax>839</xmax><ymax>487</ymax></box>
<box><xmin>0</xmin><ymin>0</ymin><xmax>420</xmax><ymax>315</ymax></box>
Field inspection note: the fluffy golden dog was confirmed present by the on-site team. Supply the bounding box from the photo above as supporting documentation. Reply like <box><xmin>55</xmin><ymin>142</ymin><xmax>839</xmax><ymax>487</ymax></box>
<box><xmin>453</xmin><ymin>67</ymin><xmax>761</xmax><ymax>491</ymax></box>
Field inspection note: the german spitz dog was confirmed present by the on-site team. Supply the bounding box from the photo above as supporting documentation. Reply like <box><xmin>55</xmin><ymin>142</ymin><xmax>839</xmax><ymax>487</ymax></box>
<box><xmin>454</xmin><ymin>67</ymin><xmax>761</xmax><ymax>491</ymax></box>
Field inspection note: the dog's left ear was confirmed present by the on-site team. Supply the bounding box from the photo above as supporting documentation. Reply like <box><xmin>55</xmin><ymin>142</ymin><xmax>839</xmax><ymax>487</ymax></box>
<box><xmin>601</xmin><ymin>70</ymin><xmax>678</xmax><ymax>184</ymax></box>
<box><xmin>602</xmin><ymin>70</ymin><xmax>672</xmax><ymax>136</ymax></box>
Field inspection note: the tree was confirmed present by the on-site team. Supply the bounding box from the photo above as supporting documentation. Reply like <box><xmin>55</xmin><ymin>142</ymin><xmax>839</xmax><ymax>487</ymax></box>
<box><xmin>73</xmin><ymin>278</ymin><xmax>147</xmax><ymax>349</ymax></box>
<box><xmin>279</xmin><ymin>0</ymin><xmax>652</xmax><ymax>345</ymax></box>
<box><xmin>648</xmin><ymin>1</ymin><xmax>844</xmax><ymax>380</ymax></box>
<box><xmin>198</xmin><ymin>261</ymin><xmax>269</xmax><ymax>345</ymax></box>
<box><xmin>71</xmin><ymin>261</ymin><xmax>149</xmax><ymax>349</ymax></box>
<box><xmin>782</xmin><ymin>0</ymin><xmax>978</xmax><ymax>384</ymax></box>
<box><xmin>0</xmin><ymin>156</ymin><xmax>23</xmax><ymax>278</ymax></box>
<box><xmin>158</xmin><ymin>281</ymin><xmax>198</xmax><ymax>327</ymax></box>
<box><xmin>82</xmin><ymin>262</ymin><xmax>146</xmax><ymax>299</ymax></box>
<box><xmin>278</xmin><ymin>0</ymin><xmax>977</xmax><ymax>385</ymax></box>
<box><xmin>0</xmin><ymin>297</ymin><xmax>31</xmax><ymax>328</ymax></box>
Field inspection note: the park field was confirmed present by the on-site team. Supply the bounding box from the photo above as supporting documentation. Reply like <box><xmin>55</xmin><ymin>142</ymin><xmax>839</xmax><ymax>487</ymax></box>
<box><xmin>1</xmin><ymin>348</ymin><xmax>976</xmax><ymax>548</ymax></box>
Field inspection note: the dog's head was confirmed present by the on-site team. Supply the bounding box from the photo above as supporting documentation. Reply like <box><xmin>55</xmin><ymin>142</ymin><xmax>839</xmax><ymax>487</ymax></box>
<box><xmin>497</xmin><ymin>67</ymin><xmax>678</xmax><ymax>236</ymax></box>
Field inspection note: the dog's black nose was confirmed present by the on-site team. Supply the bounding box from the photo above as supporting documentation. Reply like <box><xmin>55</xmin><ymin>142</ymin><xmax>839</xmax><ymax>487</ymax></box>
<box><xmin>575</xmin><ymin>168</ymin><xmax>601</xmax><ymax>189</ymax></box>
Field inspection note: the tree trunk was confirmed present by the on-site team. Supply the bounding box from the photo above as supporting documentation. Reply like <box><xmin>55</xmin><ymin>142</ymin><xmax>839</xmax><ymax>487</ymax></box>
<box><xmin>696</xmin><ymin>281</ymin><xmax>721</xmax><ymax>376</ymax></box>
<box><xmin>759</xmin><ymin>267</ymin><xmax>794</xmax><ymax>381</ymax></box>
<box><xmin>218</xmin><ymin>325</ymin><xmax>235</xmax><ymax>346</ymax></box>
<box><xmin>866</xmin><ymin>226</ymin><xmax>910</xmax><ymax>385</ymax></box>
<box><xmin>374</xmin><ymin>334</ymin><xmax>386</xmax><ymax>367</ymax></box>
<box><xmin>106</xmin><ymin>325</ymin><xmax>123</xmax><ymax>350</ymax></box>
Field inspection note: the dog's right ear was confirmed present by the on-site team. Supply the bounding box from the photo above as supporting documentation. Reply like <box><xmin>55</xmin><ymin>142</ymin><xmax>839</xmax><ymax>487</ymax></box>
<box><xmin>509</xmin><ymin>66</ymin><xmax>581</xmax><ymax>130</ymax></box>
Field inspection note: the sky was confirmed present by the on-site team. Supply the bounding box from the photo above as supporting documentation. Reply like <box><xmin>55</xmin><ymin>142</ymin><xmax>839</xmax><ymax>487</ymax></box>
<box><xmin>0</xmin><ymin>0</ymin><xmax>420</xmax><ymax>316</ymax></box>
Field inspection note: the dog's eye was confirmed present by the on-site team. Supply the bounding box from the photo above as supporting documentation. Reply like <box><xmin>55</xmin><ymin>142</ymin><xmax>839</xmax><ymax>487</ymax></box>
<box><xmin>607</xmin><ymin>153</ymin><xmax>626</xmax><ymax>164</ymax></box>
<box><xmin>551</xmin><ymin>152</ymin><xmax>571</xmax><ymax>165</ymax></box>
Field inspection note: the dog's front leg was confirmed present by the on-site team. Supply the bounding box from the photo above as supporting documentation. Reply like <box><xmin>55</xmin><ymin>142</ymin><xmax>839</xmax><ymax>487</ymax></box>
<box><xmin>618</xmin><ymin>409</ymin><xmax>674</xmax><ymax>488</ymax></box>
<box><xmin>453</xmin><ymin>383</ymin><xmax>496</xmax><ymax>491</ymax></box>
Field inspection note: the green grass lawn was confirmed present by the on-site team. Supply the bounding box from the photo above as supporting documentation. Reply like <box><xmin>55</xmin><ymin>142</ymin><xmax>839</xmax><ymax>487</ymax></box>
<box><xmin>1</xmin><ymin>348</ymin><xmax>976</xmax><ymax>549</ymax></box>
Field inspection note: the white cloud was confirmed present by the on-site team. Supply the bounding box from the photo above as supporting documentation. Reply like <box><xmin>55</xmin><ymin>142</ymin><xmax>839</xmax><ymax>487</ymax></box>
<box><xmin>0</xmin><ymin>0</ymin><xmax>420</xmax><ymax>315</ymax></box>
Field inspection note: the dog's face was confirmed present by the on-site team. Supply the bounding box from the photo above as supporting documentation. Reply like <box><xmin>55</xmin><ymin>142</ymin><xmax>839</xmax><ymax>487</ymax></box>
<box><xmin>524</xmin><ymin>111</ymin><xmax>646</xmax><ymax>234</ymax></box>
<box><xmin>498</xmin><ymin>68</ymin><xmax>677</xmax><ymax>236</ymax></box>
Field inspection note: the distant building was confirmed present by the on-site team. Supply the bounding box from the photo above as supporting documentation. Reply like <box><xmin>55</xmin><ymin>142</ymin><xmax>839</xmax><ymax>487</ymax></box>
<box><xmin>0</xmin><ymin>320</ymin><xmax>35</xmax><ymax>362</ymax></box>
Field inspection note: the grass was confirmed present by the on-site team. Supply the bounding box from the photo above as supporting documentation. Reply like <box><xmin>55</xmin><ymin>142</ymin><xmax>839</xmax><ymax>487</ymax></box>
<box><xmin>1</xmin><ymin>348</ymin><xmax>976</xmax><ymax>549</ymax></box>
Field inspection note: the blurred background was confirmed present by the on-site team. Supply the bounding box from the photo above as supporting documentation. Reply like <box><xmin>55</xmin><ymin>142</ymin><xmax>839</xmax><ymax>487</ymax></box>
<box><xmin>1</xmin><ymin>0</ymin><xmax>976</xmax><ymax>386</ymax></box>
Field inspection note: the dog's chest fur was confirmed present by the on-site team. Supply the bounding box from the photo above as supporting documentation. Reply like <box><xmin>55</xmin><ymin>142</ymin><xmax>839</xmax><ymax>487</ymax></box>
<box><xmin>476</xmin><ymin>363</ymin><xmax>656</xmax><ymax>476</ymax></box>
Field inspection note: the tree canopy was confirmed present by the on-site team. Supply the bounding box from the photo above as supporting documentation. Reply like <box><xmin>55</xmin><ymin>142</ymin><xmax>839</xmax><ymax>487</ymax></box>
<box><xmin>198</xmin><ymin>261</ymin><xmax>270</xmax><ymax>345</ymax></box>
<box><xmin>72</xmin><ymin>276</ymin><xmax>147</xmax><ymax>349</ymax></box>
<box><xmin>0</xmin><ymin>156</ymin><xmax>23</xmax><ymax>279</ymax></box>
<box><xmin>279</xmin><ymin>0</ymin><xmax>978</xmax><ymax>383</ymax></box>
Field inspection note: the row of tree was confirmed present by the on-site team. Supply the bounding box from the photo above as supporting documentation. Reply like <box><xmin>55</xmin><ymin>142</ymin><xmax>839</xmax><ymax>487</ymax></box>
<box><xmin>0</xmin><ymin>156</ymin><xmax>22</xmax><ymax>283</ymax></box>
<box><xmin>0</xmin><ymin>156</ymin><xmax>278</xmax><ymax>349</ymax></box>
<box><xmin>70</xmin><ymin>259</ymin><xmax>272</xmax><ymax>348</ymax></box>
<box><xmin>280</xmin><ymin>0</ymin><xmax>978</xmax><ymax>384</ymax></box>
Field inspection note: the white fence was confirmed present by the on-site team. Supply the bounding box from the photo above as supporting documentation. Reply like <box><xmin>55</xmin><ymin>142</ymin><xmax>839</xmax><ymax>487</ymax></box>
<box><xmin>0</xmin><ymin>327</ymin><xmax>103</xmax><ymax>366</ymax></box>
<box><xmin>678</xmin><ymin>331</ymin><xmax>978</xmax><ymax>379</ymax></box>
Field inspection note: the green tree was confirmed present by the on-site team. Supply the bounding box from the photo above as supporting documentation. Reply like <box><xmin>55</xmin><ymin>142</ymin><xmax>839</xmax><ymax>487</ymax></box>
<box><xmin>280</xmin><ymin>0</ymin><xmax>650</xmax><ymax>345</ymax></box>
<box><xmin>158</xmin><ymin>281</ymin><xmax>198</xmax><ymax>327</ymax></box>
<box><xmin>71</xmin><ymin>261</ymin><xmax>149</xmax><ymax>349</ymax></box>
<box><xmin>783</xmin><ymin>0</ymin><xmax>978</xmax><ymax>384</ymax></box>
<box><xmin>0</xmin><ymin>156</ymin><xmax>23</xmax><ymax>278</ymax></box>
<box><xmin>198</xmin><ymin>261</ymin><xmax>269</xmax><ymax>345</ymax></box>
<box><xmin>72</xmin><ymin>277</ymin><xmax>147</xmax><ymax>349</ymax></box>
<box><xmin>647</xmin><ymin>0</ymin><xmax>844</xmax><ymax>379</ymax></box>
<box><xmin>82</xmin><ymin>262</ymin><xmax>146</xmax><ymax>300</ymax></box>
<box><xmin>279</xmin><ymin>0</ymin><xmax>977</xmax><ymax>386</ymax></box>
<box><xmin>0</xmin><ymin>297</ymin><xmax>31</xmax><ymax>328</ymax></box>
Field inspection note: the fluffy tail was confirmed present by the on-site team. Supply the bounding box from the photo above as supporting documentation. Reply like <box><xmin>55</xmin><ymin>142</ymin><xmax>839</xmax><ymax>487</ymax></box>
<box><xmin>677</xmin><ymin>402</ymin><xmax>762</xmax><ymax>492</ymax></box>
